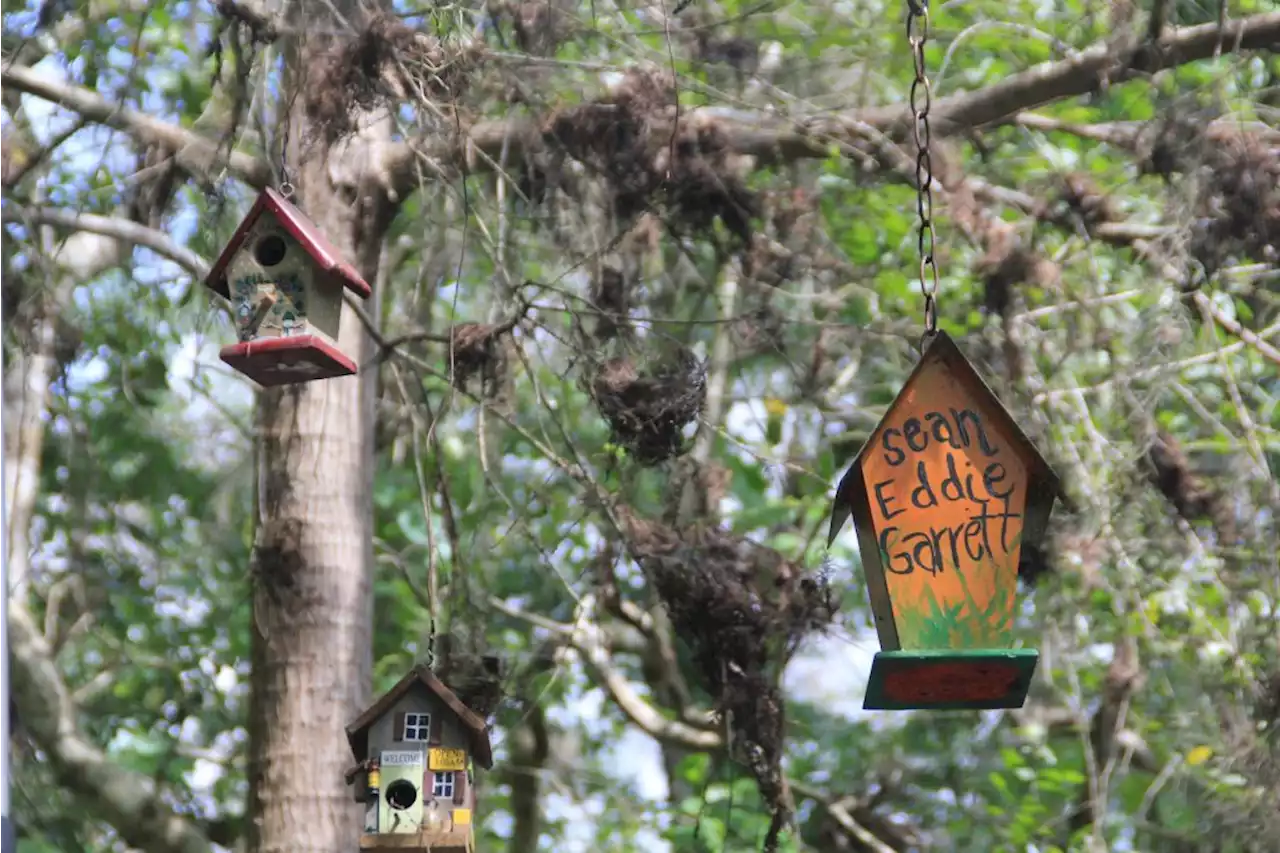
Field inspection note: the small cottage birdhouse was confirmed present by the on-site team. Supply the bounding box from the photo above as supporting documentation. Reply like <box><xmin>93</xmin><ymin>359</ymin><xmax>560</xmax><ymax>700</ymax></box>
<box><xmin>205</xmin><ymin>187</ymin><xmax>372</xmax><ymax>387</ymax></box>
<box><xmin>345</xmin><ymin>666</ymin><xmax>494</xmax><ymax>853</ymax></box>
<box><xmin>828</xmin><ymin>331</ymin><xmax>1061</xmax><ymax>711</ymax></box>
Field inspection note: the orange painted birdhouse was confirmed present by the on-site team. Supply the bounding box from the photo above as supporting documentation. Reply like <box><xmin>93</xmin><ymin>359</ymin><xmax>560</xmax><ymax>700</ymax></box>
<box><xmin>828</xmin><ymin>331</ymin><xmax>1061</xmax><ymax>711</ymax></box>
<box><xmin>205</xmin><ymin>187</ymin><xmax>371</xmax><ymax>387</ymax></box>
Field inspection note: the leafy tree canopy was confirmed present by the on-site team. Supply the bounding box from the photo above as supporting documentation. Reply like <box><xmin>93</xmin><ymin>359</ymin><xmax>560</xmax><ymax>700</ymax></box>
<box><xmin>3</xmin><ymin>0</ymin><xmax>1278</xmax><ymax>851</ymax></box>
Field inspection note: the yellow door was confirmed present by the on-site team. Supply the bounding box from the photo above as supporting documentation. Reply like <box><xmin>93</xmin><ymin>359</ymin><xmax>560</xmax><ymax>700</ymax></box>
<box><xmin>378</xmin><ymin>751</ymin><xmax>425</xmax><ymax>833</ymax></box>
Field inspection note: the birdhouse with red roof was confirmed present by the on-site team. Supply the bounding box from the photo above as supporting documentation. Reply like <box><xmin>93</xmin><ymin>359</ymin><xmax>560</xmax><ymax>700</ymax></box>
<box><xmin>205</xmin><ymin>187</ymin><xmax>372</xmax><ymax>387</ymax></box>
<box><xmin>344</xmin><ymin>665</ymin><xmax>495</xmax><ymax>853</ymax></box>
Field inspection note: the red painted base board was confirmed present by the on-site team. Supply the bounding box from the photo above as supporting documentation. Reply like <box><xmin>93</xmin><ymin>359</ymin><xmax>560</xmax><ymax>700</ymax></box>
<box><xmin>863</xmin><ymin>648</ymin><xmax>1039</xmax><ymax>710</ymax></box>
<box><xmin>220</xmin><ymin>335</ymin><xmax>357</xmax><ymax>387</ymax></box>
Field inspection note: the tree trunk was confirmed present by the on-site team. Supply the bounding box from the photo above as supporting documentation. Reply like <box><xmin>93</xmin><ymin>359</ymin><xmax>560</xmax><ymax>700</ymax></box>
<box><xmin>243</xmin><ymin>12</ymin><xmax>396</xmax><ymax>853</ymax></box>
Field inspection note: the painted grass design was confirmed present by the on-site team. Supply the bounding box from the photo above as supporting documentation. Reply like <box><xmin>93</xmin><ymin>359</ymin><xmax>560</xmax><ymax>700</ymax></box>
<box><xmin>892</xmin><ymin>537</ymin><xmax>1023</xmax><ymax>649</ymax></box>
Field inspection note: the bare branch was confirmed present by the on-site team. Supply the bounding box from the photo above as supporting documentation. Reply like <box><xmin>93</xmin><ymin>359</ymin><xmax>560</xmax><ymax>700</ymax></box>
<box><xmin>1013</xmin><ymin>112</ymin><xmax>1280</xmax><ymax>147</ymax></box>
<box><xmin>40</xmin><ymin>576</ymin><xmax>88</xmax><ymax>651</ymax></box>
<box><xmin>500</xmin><ymin>701</ymin><xmax>549</xmax><ymax>853</ymax></box>
<box><xmin>1190</xmin><ymin>290</ymin><xmax>1280</xmax><ymax>369</ymax></box>
<box><xmin>922</xmin><ymin>12</ymin><xmax>1280</xmax><ymax>134</ymax></box>
<box><xmin>70</xmin><ymin>668</ymin><xmax>119</xmax><ymax>706</ymax></box>
<box><xmin>384</xmin><ymin>10</ymin><xmax>1280</xmax><ymax>193</ymax></box>
<box><xmin>3</xmin><ymin>207</ymin><xmax>212</xmax><ymax>281</ymax></box>
<box><xmin>8</xmin><ymin>10</ymin><xmax>1275</xmax><ymax>205</ymax></box>
<box><xmin>675</xmin><ymin>261</ymin><xmax>737</xmax><ymax>523</ymax></box>
<box><xmin>1147</xmin><ymin>0</ymin><xmax>1171</xmax><ymax>41</ymax></box>
<box><xmin>490</xmin><ymin>595</ymin><xmax>724</xmax><ymax>750</ymax></box>
<box><xmin>572</xmin><ymin>609</ymin><xmax>724</xmax><ymax>750</ymax></box>
<box><xmin>0</xmin><ymin>64</ymin><xmax>273</xmax><ymax>189</ymax></box>
<box><xmin>789</xmin><ymin>781</ymin><xmax>900</xmax><ymax>853</ymax></box>
<box><xmin>2</xmin><ymin>118</ymin><xmax>88</xmax><ymax>187</ymax></box>
<box><xmin>1104</xmin><ymin>227</ymin><xmax>1280</xmax><ymax>369</ymax></box>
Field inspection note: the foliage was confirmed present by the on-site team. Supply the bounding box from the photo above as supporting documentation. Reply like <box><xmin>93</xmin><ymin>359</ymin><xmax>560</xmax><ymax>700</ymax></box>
<box><xmin>3</xmin><ymin>0</ymin><xmax>1280</xmax><ymax>852</ymax></box>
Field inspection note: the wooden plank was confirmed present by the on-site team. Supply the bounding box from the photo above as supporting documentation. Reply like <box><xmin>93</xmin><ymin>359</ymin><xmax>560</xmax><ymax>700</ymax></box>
<box><xmin>862</xmin><ymin>648</ymin><xmax>1039</xmax><ymax>710</ymax></box>
<box><xmin>359</xmin><ymin>831</ymin><xmax>470</xmax><ymax>852</ymax></box>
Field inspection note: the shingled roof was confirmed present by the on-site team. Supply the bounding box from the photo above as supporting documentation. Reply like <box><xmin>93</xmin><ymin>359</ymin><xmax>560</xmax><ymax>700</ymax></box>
<box><xmin>346</xmin><ymin>665</ymin><xmax>493</xmax><ymax>770</ymax></box>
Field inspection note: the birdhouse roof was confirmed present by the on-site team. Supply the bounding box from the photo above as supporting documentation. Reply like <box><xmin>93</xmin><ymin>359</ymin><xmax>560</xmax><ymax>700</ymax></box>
<box><xmin>830</xmin><ymin>330</ymin><xmax>1063</xmax><ymax>545</ymax></box>
<box><xmin>204</xmin><ymin>187</ymin><xmax>372</xmax><ymax>301</ymax></box>
<box><xmin>346</xmin><ymin>665</ymin><xmax>494</xmax><ymax>770</ymax></box>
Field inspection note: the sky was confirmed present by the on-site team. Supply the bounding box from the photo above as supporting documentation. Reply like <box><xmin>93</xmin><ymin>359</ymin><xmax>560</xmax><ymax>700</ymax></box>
<box><xmin>10</xmin><ymin>36</ymin><xmax>891</xmax><ymax>853</ymax></box>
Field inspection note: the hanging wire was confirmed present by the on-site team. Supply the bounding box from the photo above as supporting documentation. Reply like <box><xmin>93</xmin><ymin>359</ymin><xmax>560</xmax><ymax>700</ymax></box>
<box><xmin>278</xmin><ymin>116</ymin><xmax>295</xmax><ymax>199</ymax></box>
<box><xmin>0</xmin><ymin>195</ymin><xmax>13</xmax><ymax>840</ymax></box>
<box><xmin>907</xmin><ymin>0</ymin><xmax>941</xmax><ymax>352</ymax></box>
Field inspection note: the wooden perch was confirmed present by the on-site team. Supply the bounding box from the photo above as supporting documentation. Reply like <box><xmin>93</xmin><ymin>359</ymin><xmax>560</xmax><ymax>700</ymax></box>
<box><xmin>344</xmin><ymin>759</ymin><xmax>373</xmax><ymax>784</ymax></box>
<box><xmin>244</xmin><ymin>290</ymin><xmax>279</xmax><ymax>337</ymax></box>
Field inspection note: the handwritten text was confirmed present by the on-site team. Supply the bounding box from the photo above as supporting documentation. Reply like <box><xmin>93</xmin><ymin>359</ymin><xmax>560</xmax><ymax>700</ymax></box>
<box><xmin>870</xmin><ymin>407</ymin><xmax>1022</xmax><ymax>577</ymax></box>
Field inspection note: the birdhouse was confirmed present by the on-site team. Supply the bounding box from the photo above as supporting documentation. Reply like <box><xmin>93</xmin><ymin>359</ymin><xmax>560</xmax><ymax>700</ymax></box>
<box><xmin>204</xmin><ymin>187</ymin><xmax>372</xmax><ymax>387</ymax></box>
<box><xmin>828</xmin><ymin>331</ymin><xmax>1061</xmax><ymax>711</ymax></box>
<box><xmin>344</xmin><ymin>665</ymin><xmax>494</xmax><ymax>853</ymax></box>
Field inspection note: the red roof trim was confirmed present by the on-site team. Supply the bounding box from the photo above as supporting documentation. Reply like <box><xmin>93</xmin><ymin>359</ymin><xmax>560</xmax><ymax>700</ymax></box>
<box><xmin>205</xmin><ymin>191</ymin><xmax>270</xmax><ymax>300</ymax></box>
<box><xmin>204</xmin><ymin>187</ymin><xmax>373</xmax><ymax>301</ymax></box>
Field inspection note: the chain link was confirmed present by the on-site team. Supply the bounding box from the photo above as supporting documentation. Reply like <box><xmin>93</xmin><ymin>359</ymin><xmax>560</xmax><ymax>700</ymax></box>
<box><xmin>907</xmin><ymin>0</ymin><xmax>940</xmax><ymax>350</ymax></box>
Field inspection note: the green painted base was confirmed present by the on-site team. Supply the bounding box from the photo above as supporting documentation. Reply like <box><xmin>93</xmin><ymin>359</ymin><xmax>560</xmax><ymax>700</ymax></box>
<box><xmin>863</xmin><ymin>648</ymin><xmax>1039</xmax><ymax>711</ymax></box>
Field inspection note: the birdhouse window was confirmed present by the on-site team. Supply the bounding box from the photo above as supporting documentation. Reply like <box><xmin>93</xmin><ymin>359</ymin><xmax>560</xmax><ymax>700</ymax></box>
<box><xmin>253</xmin><ymin>233</ymin><xmax>288</xmax><ymax>268</ymax></box>
<box><xmin>402</xmin><ymin>712</ymin><xmax>431</xmax><ymax>741</ymax></box>
<box><xmin>432</xmin><ymin>772</ymin><xmax>455</xmax><ymax>799</ymax></box>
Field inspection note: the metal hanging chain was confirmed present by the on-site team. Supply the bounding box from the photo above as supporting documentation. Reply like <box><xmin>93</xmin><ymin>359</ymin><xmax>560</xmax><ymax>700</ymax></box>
<box><xmin>278</xmin><ymin>117</ymin><xmax>295</xmax><ymax>199</ymax></box>
<box><xmin>907</xmin><ymin>0</ymin><xmax>941</xmax><ymax>351</ymax></box>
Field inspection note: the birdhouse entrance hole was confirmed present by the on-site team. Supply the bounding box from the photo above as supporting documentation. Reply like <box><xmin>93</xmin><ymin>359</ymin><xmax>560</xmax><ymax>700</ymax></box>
<box><xmin>385</xmin><ymin>779</ymin><xmax>417</xmax><ymax>811</ymax></box>
<box><xmin>254</xmin><ymin>234</ymin><xmax>288</xmax><ymax>267</ymax></box>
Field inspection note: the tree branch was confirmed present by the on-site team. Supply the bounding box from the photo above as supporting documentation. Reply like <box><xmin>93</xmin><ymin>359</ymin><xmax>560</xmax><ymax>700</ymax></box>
<box><xmin>2</xmin><ymin>118</ymin><xmax>87</xmax><ymax>187</ymax></box>
<box><xmin>2</xmin><ymin>192</ymin><xmax>215</xmax><ymax>853</ymax></box>
<box><xmin>1012</xmin><ymin>112</ymin><xmax>1280</xmax><ymax>147</ymax></box>
<box><xmin>1190</xmin><ymin>290</ymin><xmax>1280</xmax><ymax>369</ymax></box>
<box><xmin>0</xmin><ymin>64</ymin><xmax>273</xmax><ymax>189</ymax></box>
<box><xmin>785</xmin><ymin>781</ymin><xmax>903</xmax><ymax>853</ymax></box>
<box><xmin>489</xmin><ymin>595</ymin><xmax>723</xmax><ymax>750</ymax></box>
<box><xmin>571</xmin><ymin>607</ymin><xmax>725</xmax><ymax>750</ymax></box>
<box><xmin>2</xmin><ymin>207</ymin><xmax>212</xmax><ymax>282</ymax></box>
<box><xmin>676</xmin><ymin>261</ymin><xmax>737</xmax><ymax>523</ymax></box>
<box><xmin>384</xmin><ymin>10</ymin><xmax>1280</xmax><ymax>192</ymax></box>
<box><xmin>922</xmin><ymin>12</ymin><xmax>1280</xmax><ymax>135</ymax></box>
<box><xmin>500</xmin><ymin>701</ymin><xmax>548</xmax><ymax>853</ymax></box>
<box><xmin>7</xmin><ymin>10</ymin><xmax>1275</xmax><ymax>202</ymax></box>
<box><xmin>492</xmin><ymin>598</ymin><xmax>900</xmax><ymax>846</ymax></box>
<box><xmin>8</xmin><ymin>606</ymin><xmax>216</xmax><ymax>853</ymax></box>
<box><xmin>4</xmin><ymin>272</ymin><xmax>217</xmax><ymax>850</ymax></box>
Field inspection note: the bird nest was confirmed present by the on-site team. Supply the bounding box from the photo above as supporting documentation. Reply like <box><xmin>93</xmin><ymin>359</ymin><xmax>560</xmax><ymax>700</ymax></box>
<box><xmin>1139</xmin><ymin>111</ymin><xmax>1280</xmax><ymax>278</ymax></box>
<box><xmin>446</xmin><ymin>322</ymin><xmax>509</xmax><ymax>393</ymax></box>
<box><xmin>588</xmin><ymin>347</ymin><xmax>707</xmax><ymax>466</ymax></box>
<box><xmin>304</xmin><ymin>12</ymin><xmax>484</xmax><ymax>144</ymax></box>
<box><xmin>614</xmin><ymin>506</ymin><xmax>838</xmax><ymax>850</ymax></box>
<box><xmin>528</xmin><ymin>67</ymin><xmax>760</xmax><ymax>242</ymax></box>
<box><xmin>1189</xmin><ymin>132</ymin><xmax>1280</xmax><ymax>278</ymax></box>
